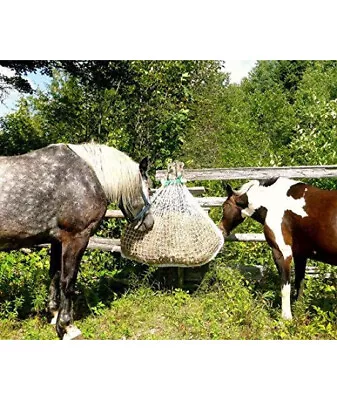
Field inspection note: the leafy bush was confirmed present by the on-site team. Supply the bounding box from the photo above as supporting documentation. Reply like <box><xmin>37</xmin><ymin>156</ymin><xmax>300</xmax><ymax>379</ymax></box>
<box><xmin>0</xmin><ymin>243</ymin><xmax>155</xmax><ymax>321</ymax></box>
<box><xmin>0</xmin><ymin>249</ymin><xmax>50</xmax><ymax>319</ymax></box>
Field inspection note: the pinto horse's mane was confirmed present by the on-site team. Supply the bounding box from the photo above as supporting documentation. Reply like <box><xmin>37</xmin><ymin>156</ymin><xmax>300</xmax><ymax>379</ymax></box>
<box><xmin>68</xmin><ymin>143</ymin><xmax>140</xmax><ymax>203</ymax></box>
<box><xmin>235</xmin><ymin>177</ymin><xmax>282</xmax><ymax>196</ymax></box>
<box><xmin>259</xmin><ymin>177</ymin><xmax>280</xmax><ymax>187</ymax></box>
<box><xmin>234</xmin><ymin>180</ymin><xmax>259</xmax><ymax>196</ymax></box>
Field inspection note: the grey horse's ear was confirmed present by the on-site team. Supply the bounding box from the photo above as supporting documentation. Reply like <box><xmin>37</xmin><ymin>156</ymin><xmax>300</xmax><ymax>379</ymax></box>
<box><xmin>139</xmin><ymin>157</ymin><xmax>149</xmax><ymax>174</ymax></box>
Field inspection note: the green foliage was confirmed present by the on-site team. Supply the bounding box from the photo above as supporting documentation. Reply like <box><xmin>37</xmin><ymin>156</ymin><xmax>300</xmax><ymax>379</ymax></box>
<box><xmin>2</xmin><ymin>256</ymin><xmax>337</xmax><ymax>339</ymax></box>
<box><xmin>180</xmin><ymin>62</ymin><xmax>230</xmax><ymax>168</ymax></box>
<box><xmin>243</xmin><ymin>80</ymin><xmax>296</xmax><ymax>150</ymax></box>
<box><xmin>248</xmin><ymin>60</ymin><xmax>311</xmax><ymax>103</ymax></box>
<box><xmin>0</xmin><ymin>249</ymin><xmax>50</xmax><ymax>319</ymax></box>
<box><xmin>0</xmin><ymin>61</ymin><xmax>53</xmax><ymax>97</ymax></box>
<box><xmin>303</xmin><ymin>264</ymin><xmax>337</xmax><ymax>316</ymax></box>
<box><xmin>0</xmin><ymin>61</ymin><xmax>221</xmax><ymax>173</ymax></box>
<box><xmin>287</xmin><ymin>65</ymin><xmax>337</xmax><ymax>169</ymax></box>
<box><xmin>0</xmin><ymin>98</ymin><xmax>47</xmax><ymax>155</ymax></box>
<box><xmin>215</xmin><ymin>84</ymin><xmax>274</xmax><ymax>167</ymax></box>
<box><xmin>118</xmin><ymin>60</ymin><xmax>197</xmax><ymax>168</ymax></box>
<box><xmin>0</xmin><ymin>61</ymin><xmax>133</xmax><ymax>100</ymax></box>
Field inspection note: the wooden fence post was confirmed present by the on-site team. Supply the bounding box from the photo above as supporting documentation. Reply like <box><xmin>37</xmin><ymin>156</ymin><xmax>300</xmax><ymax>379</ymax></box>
<box><xmin>177</xmin><ymin>267</ymin><xmax>184</xmax><ymax>288</ymax></box>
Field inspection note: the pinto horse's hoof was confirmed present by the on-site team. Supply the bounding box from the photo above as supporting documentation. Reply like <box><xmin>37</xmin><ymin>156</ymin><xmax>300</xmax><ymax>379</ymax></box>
<box><xmin>281</xmin><ymin>313</ymin><xmax>293</xmax><ymax>321</ymax></box>
<box><xmin>62</xmin><ymin>325</ymin><xmax>83</xmax><ymax>340</ymax></box>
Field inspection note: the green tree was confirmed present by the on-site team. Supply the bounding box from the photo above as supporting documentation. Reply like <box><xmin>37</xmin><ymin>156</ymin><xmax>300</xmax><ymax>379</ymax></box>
<box><xmin>180</xmin><ymin>61</ymin><xmax>229</xmax><ymax>168</ymax></box>
<box><xmin>248</xmin><ymin>60</ymin><xmax>311</xmax><ymax>103</ymax></box>
<box><xmin>181</xmin><ymin>60</ymin><xmax>289</xmax><ymax>169</ymax></box>
<box><xmin>0</xmin><ymin>61</ymin><xmax>216</xmax><ymax>172</ymax></box>
<box><xmin>288</xmin><ymin>62</ymin><xmax>337</xmax><ymax>168</ymax></box>
<box><xmin>0</xmin><ymin>98</ymin><xmax>45</xmax><ymax>155</ymax></box>
<box><xmin>242</xmin><ymin>64</ymin><xmax>297</xmax><ymax>152</ymax></box>
<box><xmin>0</xmin><ymin>61</ymin><xmax>53</xmax><ymax>99</ymax></box>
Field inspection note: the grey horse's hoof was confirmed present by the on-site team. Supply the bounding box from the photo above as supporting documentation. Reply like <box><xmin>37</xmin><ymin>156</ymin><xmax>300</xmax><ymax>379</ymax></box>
<box><xmin>63</xmin><ymin>325</ymin><xmax>83</xmax><ymax>340</ymax></box>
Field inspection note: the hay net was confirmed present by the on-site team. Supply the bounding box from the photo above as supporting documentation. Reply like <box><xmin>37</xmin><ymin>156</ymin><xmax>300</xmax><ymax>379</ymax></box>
<box><xmin>121</xmin><ymin>161</ymin><xmax>224</xmax><ymax>267</ymax></box>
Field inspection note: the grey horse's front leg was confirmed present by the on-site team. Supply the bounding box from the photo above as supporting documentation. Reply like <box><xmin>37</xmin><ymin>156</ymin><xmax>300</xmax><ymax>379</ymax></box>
<box><xmin>56</xmin><ymin>232</ymin><xmax>89</xmax><ymax>340</ymax></box>
<box><xmin>48</xmin><ymin>242</ymin><xmax>62</xmax><ymax>325</ymax></box>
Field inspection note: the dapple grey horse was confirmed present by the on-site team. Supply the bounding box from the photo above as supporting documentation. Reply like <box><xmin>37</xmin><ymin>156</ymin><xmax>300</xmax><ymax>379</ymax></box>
<box><xmin>0</xmin><ymin>143</ymin><xmax>154</xmax><ymax>339</ymax></box>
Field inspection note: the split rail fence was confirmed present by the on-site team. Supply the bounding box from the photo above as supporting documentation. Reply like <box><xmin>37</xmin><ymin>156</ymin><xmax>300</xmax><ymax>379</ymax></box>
<box><xmin>33</xmin><ymin>164</ymin><xmax>337</xmax><ymax>279</ymax></box>
<box><xmin>87</xmin><ymin>164</ymin><xmax>337</xmax><ymax>253</ymax></box>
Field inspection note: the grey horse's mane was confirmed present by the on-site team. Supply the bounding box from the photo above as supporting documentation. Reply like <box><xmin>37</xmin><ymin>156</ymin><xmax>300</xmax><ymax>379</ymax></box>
<box><xmin>68</xmin><ymin>143</ymin><xmax>140</xmax><ymax>203</ymax></box>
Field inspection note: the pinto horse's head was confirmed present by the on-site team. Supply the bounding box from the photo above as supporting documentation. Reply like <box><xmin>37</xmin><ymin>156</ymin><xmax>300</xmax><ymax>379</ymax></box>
<box><xmin>218</xmin><ymin>180</ymin><xmax>261</xmax><ymax>236</ymax></box>
<box><xmin>119</xmin><ymin>157</ymin><xmax>154</xmax><ymax>232</ymax></box>
<box><xmin>218</xmin><ymin>184</ymin><xmax>246</xmax><ymax>236</ymax></box>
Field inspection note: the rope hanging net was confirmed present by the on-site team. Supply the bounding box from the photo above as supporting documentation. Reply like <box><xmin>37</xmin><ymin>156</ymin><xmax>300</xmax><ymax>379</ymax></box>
<box><xmin>121</xmin><ymin>161</ymin><xmax>224</xmax><ymax>267</ymax></box>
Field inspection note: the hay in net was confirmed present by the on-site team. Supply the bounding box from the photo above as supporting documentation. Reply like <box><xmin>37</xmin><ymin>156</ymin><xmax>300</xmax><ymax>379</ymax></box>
<box><xmin>121</xmin><ymin>162</ymin><xmax>224</xmax><ymax>267</ymax></box>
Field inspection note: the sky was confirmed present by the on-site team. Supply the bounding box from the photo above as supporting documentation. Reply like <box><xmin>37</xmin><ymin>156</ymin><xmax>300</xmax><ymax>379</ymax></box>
<box><xmin>0</xmin><ymin>60</ymin><xmax>257</xmax><ymax>117</ymax></box>
<box><xmin>0</xmin><ymin>67</ymin><xmax>51</xmax><ymax>117</ymax></box>
<box><xmin>225</xmin><ymin>60</ymin><xmax>256</xmax><ymax>83</ymax></box>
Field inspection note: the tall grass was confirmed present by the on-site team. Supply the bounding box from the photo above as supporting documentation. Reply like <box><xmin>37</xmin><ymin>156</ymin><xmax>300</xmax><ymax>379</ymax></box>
<box><xmin>0</xmin><ymin>248</ymin><xmax>337</xmax><ymax>339</ymax></box>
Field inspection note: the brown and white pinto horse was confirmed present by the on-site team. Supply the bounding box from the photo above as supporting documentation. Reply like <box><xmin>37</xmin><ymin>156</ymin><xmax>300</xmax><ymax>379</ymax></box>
<box><xmin>219</xmin><ymin>177</ymin><xmax>337</xmax><ymax>320</ymax></box>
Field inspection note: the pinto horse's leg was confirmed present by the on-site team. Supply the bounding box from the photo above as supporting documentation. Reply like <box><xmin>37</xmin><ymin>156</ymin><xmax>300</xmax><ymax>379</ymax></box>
<box><xmin>48</xmin><ymin>241</ymin><xmax>62</xmax><ymax>325</ymax></box>
<box><xmin>271</xmin><ymin>247</ymin><xmax>293</xmax><ymax>320</ymax></box>
<box><xmin>56</xmin><ymin>232</ymin><xmax>90</xmax><ymax>340</ymax></box>
<box><xmin>294</xmin><ymin>256</ymin><xmax>307</xmax><ymax>300</ymax></box>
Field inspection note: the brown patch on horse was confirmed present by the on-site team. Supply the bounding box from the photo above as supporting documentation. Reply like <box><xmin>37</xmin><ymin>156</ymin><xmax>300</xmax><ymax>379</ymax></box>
<box><xmin>264</xmin><ymin>220</ymin><xmax>293</xmax><ymax>252</ymax></box>
<box><xmin>235</xmin><ymin>193</ymin><xmax>249</xmax><ymax>209</ymax></box>
<box><xmin>281</xmin><ymin>217</ymin><xmax>293</xmax><ymax>247</ymax></box>
<box><xmin>263</xmin><ymin>223</ymin><xmax>278</xmax><ymax>248</ymax></box>
<box><xmin>252</xmin><ymin>206</ymin><xmax>267</xmax><ymax>224</ymax></box>
<box><xmin>284</xmin><ymin>186</ymin><xmax>337</xmax><ymax>263</ymax></box>
<box><xmin>286</xmin><ymin>182</ymin><xmax>306</xmax><ymax>199</ymax></box>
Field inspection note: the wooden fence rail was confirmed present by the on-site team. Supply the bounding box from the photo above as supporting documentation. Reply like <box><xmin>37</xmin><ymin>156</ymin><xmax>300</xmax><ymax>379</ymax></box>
<box><xmin>89</xmin><ymin>233</ymin><xmax>265</xmax><ymax>253</ymax></box>
<box><xmin>155</xmin><ymin>165</ymin><xmax>337</xmax><ymax>182</ymax></box>
<box><xmin>99</xmin><ymin>164</ymin><xmax>337</xmax><ymax>247</ymax></box>
<box><xmin>35</xmin><ymin>233</ymin><xmax>265</xmax><ymax>254</ymax></box>
<box><xmin>107</xmin><ymin>164</ymin><xmax>337</xmax><ymax>219</ymax></box>
<box><xmin>29</xmin><ymin>164</ymin><xmax>337</xmax><ymax>280</ymax></box>
<box><xmin>25</xmin><ymin>164</ymin><xmax>337</xmax><ymax>278</ymax></box>
<box><xmin>105</xmin><ymin>196</ymin><xmax>225</xmax><ymax>218</ymax></box>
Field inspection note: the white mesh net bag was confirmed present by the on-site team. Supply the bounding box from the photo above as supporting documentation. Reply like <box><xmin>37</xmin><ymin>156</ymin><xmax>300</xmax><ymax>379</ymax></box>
<box><xmin>121</xmin><ymin>161</ymin><xmax>224</xmax><ymax>267</ymax></box>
